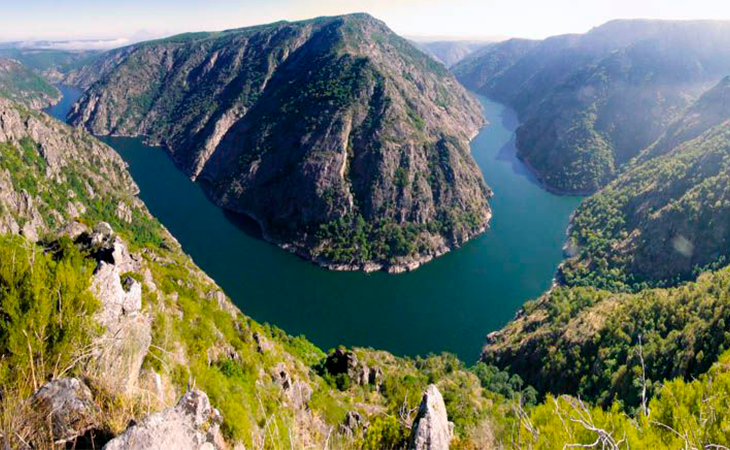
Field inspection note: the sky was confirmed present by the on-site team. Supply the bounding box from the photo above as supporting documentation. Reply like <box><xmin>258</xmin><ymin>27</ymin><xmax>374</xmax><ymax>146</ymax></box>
<box><xmin>4</xmin><ymin>0</ymin><xmax>730</xmax><ymax>45</ymax></box>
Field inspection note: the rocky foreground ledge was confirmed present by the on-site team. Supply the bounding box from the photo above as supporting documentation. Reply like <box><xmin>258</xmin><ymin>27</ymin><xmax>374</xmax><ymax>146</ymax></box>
<box><xmin>34</xmin><ymin>372</ymin><xmax>453</xmax><ymax>450</ymax></box>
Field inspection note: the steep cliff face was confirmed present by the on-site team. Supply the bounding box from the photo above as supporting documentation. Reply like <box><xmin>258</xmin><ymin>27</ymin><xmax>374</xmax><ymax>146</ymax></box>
<box><xmin>0</xmin><ymin>58</ymin><xmax>60</xmax><ymax>109</ymax></box>
<box><xmin>454</xmin><ymin>20</ymin><xmax>730</xmax><ymax>194</ymax></box>
<box><xmin>68</xmin><ymin>14</ymin><xmax>491</xmax><ymax>272</ymax></box>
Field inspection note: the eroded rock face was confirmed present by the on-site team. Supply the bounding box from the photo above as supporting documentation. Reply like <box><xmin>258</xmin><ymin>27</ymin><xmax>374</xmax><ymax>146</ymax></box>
<box><xmin>0</xmin><ymin>58</ymin><xmax>61</xmax><ymax>109</ymax></box>
<box><xmin>408</xmin><ymin>385</ymin><xmax>453</xmax><ymax>450</ymax></box>
<box><xmin>103</xmin><ymin>390</ymin><xmax>224</xmax><ymax>450</ymax></box>
<box><xmin>271</xmin><ymin>363</ymin><xmax>313</xmax><ymax>409</ymax></box>
<box><xmin>32</xmin><ymin>378</ymin><xmax>96</xmax><ymax>444</ymax></box>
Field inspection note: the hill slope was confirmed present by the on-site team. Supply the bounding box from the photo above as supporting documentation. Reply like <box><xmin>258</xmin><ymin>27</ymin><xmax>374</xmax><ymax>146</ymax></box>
<box><xmin>561</xmin><ymin>77</ymin><xmax>730</xmax><ymax>291</ymax></box>
<box><xmin>68</xmin><ymin>14</ymin><xmax>491</xmax><ymax>273</ymax></box>
<box><xmin>0</xmin><ymin>58</ymin><xmax>60</xmax><ymax>109</ymax></box>
<box><xmin>454</xmin><ymin>19</ymin><xmax>730</xmax><ymax>194</ymax></box>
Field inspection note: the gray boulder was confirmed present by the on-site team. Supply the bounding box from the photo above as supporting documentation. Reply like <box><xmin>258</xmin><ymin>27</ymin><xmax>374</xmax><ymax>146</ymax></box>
<box><xmin>408</xmin><ymin>385</ymin><xmax>453</xmax><ymax>450</ymax></box>
<box><xmin>103</xmin><ymin>390</ymin><xmax>223</xmax><ymax>450</ymax></box>
<box><xmin>89</xmin><ymin>260</ymin><xmax>150</xmax><ymax>393</ymax></box>
<box><xmin>32</xmin><ymin>378</ymin><xmax>96</xmax><ymax>444</ymax></box>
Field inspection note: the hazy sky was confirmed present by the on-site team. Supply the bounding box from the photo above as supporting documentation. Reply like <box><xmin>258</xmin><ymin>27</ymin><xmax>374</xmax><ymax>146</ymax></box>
<box><xmin>4</xmin><ymin>0</ymin><xmax>730</xmax><ymax>43</ymax></box>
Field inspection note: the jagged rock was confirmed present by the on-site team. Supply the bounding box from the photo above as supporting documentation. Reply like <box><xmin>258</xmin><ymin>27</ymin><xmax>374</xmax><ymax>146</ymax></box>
<box><xmin>142</xmin><ymin>268</ymin><xmax>158</xmax><ymax>294</ymax></box>
<box><xmin>368</xmin><ymin>366</ymin><xmax>383</xmax><ymax>390</ymax></box>
<box><xmin>408</xmin><ymin>385</ymin><xmax>453</xmax><ymax>450</ymax></box>
<box><xmin>253</xmin><ymin>332</ymin><xmax>273</xmax><ymax>354</ymax></box>
<box><xmin>206</xmin><ymin>290</ymin><xmax>238</xmax><ymax>318</ymax></box>
<box><xmin>93</xmin><ymin>262</ymin><xmax>142</xmax><ymax>322</ymax></box>
<box><xmin>56</xmin><ymin>220</ymin><xmax>90</xmax><ymax>240</ymax></box>
<box><xmin>115</xmin><ymin>201</ymin><xmax>133</xmax><ymax>223</ymax></box>
<box><xmin>289</xmin><ymin>381</ymin><xmax>313</xmax><ymax>410</ymax></box>
<box><xmin>206</xmin><ymin>329</ymin><xmax>240</xmax><ymax>366</ymax></box>
<box><xmin>103</xmin><ymin>390</ymin><xmax>223</xmax><ymax>450</ymax></box>
<box><xmin>89</xmin><ymin>260</ymin><xmax>150</xmax><ymax>393</ymax></box>
<box><xmin>32</xmin><ymin>378</ymin><xmax>96</xmax><ymax>444</ymax></box>
<box><xmin>87</xmin><ymin>225</ymin><xmax>150</xmax><ymax>394</ymax></box>
<box><xmin>90</xmin><ymin>222</ymin><xmax>114</xmax><ymax>245</ymax></box>
<box><xmin>272</xmin><ymin>363</ymin><xmax>293</xmax><ymax>391</ymax></box>
<box><xmin>339</xmin><ymin>411</ymin><xmax>367</xmax><ymax>438</ymax></box>
<box><xmin>83</xmin><ymin>222</ymin><xmax>141</xmax><ymax>273</ymax></box>
<box><xmin>271</xmin><ymin>363</ymin><xmax>312</xmax><ymax>409</ymax></box>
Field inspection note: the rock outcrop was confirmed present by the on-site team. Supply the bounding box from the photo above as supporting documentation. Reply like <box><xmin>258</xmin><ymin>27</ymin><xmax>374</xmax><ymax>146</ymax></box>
<box><xmin>408</xmin><ymin>385</ymin><xmax>453</xmax><ymax>450</ymax></box>
<box><xmin>69</xmin><ymin>13</ymin><xmax>492</xmax><ymax>272</ymax></box>
<box><xmin>339</xmin><ymin>411</ymin><xmax>367</xmax><ymax>439</ymax></box>
<box><xmin>87</xmin><ymin>223</ymin><xmax>151</xmax><ymax>393</ymax></box>
<box><xmin>103</xmin><ymin>390</ymin><xmax>224</xmax><ymax>450</ymax></box>
<box><xmin>272</xmin><ymin>363</ymin><xmax>313</xmax><ymax>410</ymax></box>
<box><xmin>32</xmin><ymin>378</ymin><xmax>97</xmax><ymax>444</ymax></box>
<box><xmin>323</xmin><ymin>348</ymin><xmax>383</xmax><ymax>389</ymax></box>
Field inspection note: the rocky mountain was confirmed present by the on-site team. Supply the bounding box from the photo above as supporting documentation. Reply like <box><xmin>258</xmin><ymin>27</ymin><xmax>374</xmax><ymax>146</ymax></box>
<box><xmin>67</xmin><ymin>13</ymin><xmax>491</xmax><ymax>273</ymax></box>
<box><xmin>0</xmin><ymin>58</ymin><xmax>60</xmax><ymax>109</ymax></box>
<box><xmin>412</xmin><ymin>40</ymin><xmax>491</xmax><ymax>67</ymax></box>
<box><xmin>560</xmin><ymin>76</ymin><xmax>730</xmax><ymax>291</ymax></box>
<box><xmin>453</xmin><ymin>19</ymin><xmax>730</xmax><ymax>194</ymax></box>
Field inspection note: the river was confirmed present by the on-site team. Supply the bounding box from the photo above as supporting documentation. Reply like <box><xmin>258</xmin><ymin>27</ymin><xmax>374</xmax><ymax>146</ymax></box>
<box><xmin>48</xmin><ymin>85</ymin><xmax>582</xmax><ymax>362</ymax></box>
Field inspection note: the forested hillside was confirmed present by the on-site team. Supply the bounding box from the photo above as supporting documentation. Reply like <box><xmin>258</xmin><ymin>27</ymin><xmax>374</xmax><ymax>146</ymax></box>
<box><xmin>562</xmin><ymin>76</ymin><xmax>730</xmax><ymax>291</ymax></box>
<box><xmin>0</xmin><ymin>58</ymin><xmax>59</xmax><ymax>108</ymax></box>
<box><xmin>454</xmin><ymin>19</ymin><xmax>730</xmax><ymax>193</ymax></box>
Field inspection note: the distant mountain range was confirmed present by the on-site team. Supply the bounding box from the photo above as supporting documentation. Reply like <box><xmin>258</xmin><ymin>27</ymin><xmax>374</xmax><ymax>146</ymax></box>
<box><xmin>0</xmin><ymin>38</ymin><xmax>131</xmax><ymax>51</ymax></box>
<box><xmin>410</xmin><ymin>38</ymin><xmax>502</xmax><ymax>67</ymax></box>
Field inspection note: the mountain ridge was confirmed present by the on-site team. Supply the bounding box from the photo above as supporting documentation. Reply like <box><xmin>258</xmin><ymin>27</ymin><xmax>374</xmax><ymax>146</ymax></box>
<box><xmin>67</xmin><ymin>13</ymin><xmax>493</xmax><ymax>273</ymax></box>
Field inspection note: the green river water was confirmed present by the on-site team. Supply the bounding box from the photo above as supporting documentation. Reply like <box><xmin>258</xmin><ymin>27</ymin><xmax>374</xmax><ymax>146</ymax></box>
<box><xmin>49</xmin><ymin>85</ymin><xmax>582</xmax><ymax>362</ymax></box>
